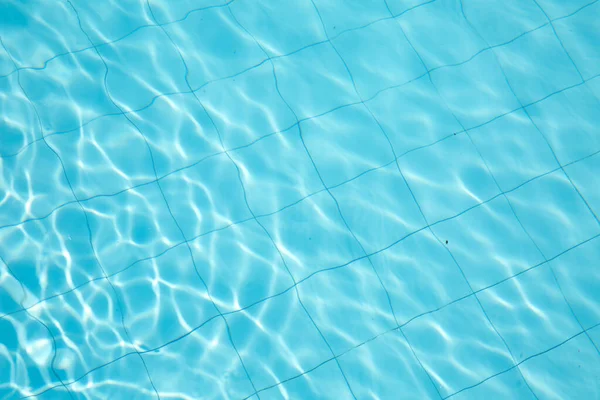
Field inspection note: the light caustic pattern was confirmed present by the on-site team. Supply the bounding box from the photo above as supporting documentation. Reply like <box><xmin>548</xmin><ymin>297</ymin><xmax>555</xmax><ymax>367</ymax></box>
<box><xmin>0</xmin><ymin>0</ymin><xmax>600</xmax><ymax>399</ymax></box>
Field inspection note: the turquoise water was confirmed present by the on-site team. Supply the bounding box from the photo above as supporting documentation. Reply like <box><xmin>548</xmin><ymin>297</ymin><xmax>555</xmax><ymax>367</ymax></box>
<box><xmin>1</xmin><ymin>0</ymin><xmax>600</xmax><ymax>398</ymax></box>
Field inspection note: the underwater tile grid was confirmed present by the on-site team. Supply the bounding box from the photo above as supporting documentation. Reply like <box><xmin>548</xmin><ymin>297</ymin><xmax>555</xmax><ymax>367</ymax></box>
<box><xmin>1</xmin><ymin>0</ymin><xmax>600</xmax><ymax>399</ymax></box>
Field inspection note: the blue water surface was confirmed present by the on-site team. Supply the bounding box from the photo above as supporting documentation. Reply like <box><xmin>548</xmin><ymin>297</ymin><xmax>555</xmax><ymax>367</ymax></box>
<box><xmin>1</xmin><ymin>0</ymin><xmax>600</xmax><ymax>399</ymax></box>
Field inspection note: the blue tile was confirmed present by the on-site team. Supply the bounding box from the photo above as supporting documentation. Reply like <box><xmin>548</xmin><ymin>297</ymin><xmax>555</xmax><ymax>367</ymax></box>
<box><xmin>229</xmin><ymin>0</ymin><xmax>327</xmax><ymax>57</ymax></box>
<box><xmin>159</xmin><ymin>153</ymin><xmax>251</xmax><ymax>240</ymax></box>
<box><xmin>461</xmin><ymin>0</ymin><xmax>546</xmax><ymax>47</ymax></box>
<box><xmin>403</xmin><ymin>297</ymin><xmax>515</xmax><ymax>398</ymax></box>
<box><xmin>554</xmin><ymin>1</ymin><xmax>600</xmax><ymax>80</ymax></box>
<box><xmin>332</xmin><ymin>18</ymin><xmax>425</xmax><ymax>99</ymax></box>
<box><xmin>259</xmin><ymin>191</ymin><xmax>364</xmax><ymax>282</ymax></box>
<box><xmin>493</xmin><ymin>25</ymin><xmax>581</xmax><ymax>105</ymax></box>
<box><xmin>565</xmin><ymin>152</ymin><xmax>600</xmax><ymax>221</ymax></box>
<box><xmin>0</xmin><ymin>204</ymin><xmax>104</xmax><ymax>303</ymax></box>
<box><xmin>478</xmin><ymin>266</ymin><xmax>581</xmax><ymax>361</ymax></box>
<box><xmin>0</xmin><ymin>75</ymin><xmax>41</xmax><ymax>157</ymax></box>
<box><xmin>0</xmin><ymin>141</ymin><xmax>75</xmax><ymax>227</ymax></box>
<box><xmin>20</xmin><ymin>49</ymin><xmax>119</xmax><ymax>134</ymax></box>
<box><xmin>30</xmin><ymin>278</ymin><xmax>136</xmax><ymax>383</ymax></box>
<box><xmin>229</xmin><ymin>125</ymin><xmax>322</xmax><ymax>216</ymax></box>
<box><xmin>397</xmin><ymin>0</ymin><xmax>487</xmax><ymax>70</ymax></box>
<box><xmin>112</xmin><ymin>245</ymin><xmax>218</xmax><ymax>349</ymax></box>
<box><xmin>369</xmin><ymin>230</ymin><xmax>471</xmax><ymax>325</ymax></box>
<box><xmin>0</xmin><ymin>312</ymin><xmax>65</xmax><ymax>396</ymax></box>
<box><xmin>0</xmin><ymin>1</ymin><xmax>88</xmax><ymax>69</ymax></box>
<box><xmin>339</xmin><ymin>330</ymin><xmax>442</xmax><ymax>400</ymax></box>
<box><xmin>97</xmin><ymin>26</ymin><xmax>188</xmax><ymax>111</ymax></box>
<box><xmin>298</xmin><ymin>259</ymin><xmax>397</xmax><ymax>354</ymax></box>
<box><xmin>301</xmin><ymin>103</ymin><xmax>395</xmax><ymax>188</ymax></box>
<box><xmin>130</xmin><ymin>93</ymin><xmax>222</xmax><ymax>178</ymax></box>
<box><xmin>469</xmin><ymin>109</ymin><xmax>559</xmax><ymax>191</ymax></box>
<box><xmin>431</xmin><ymin>51</ymin><xmax>521</xmax><ymax>129</ymax></box>
<box><xmin>47</xmin><ymin>115</ymin><xmax>154</xmax><ymax>199</ymax></box>
<box><xmin>520</xmin><ymin>333</ymin><xmax>600</xmax><ymax>399</ymax></box>
<box><xmin>331</xmin><ymin>163</ymin><xmax>425</xmax><ymax>253</ymax></box>
<box><xmin>163</xmin><ymin>6</ymin><xmax>265</xmax><ymax>90</ymax></box>
<box><xmin>551</xmin><ymin>235</ymin><xmax>600</xmax><ymax>329</ymax></box>
<box><xmin>64</xmin><ymin>355</ymin><xmax>157</xmax><ymax>399</ymax></box>
<box><xmin>198</xmin><ymin>63</ymin><xmax>297</xmax><ymax>150</ymax></box>
<box><xmin>83</xmin><ymin>184</ymin><xmax>183</xmax><ymax>276</ymax></box>
<box><xmin>271</xmin><ymin>42</ymin><xmax>360</xmax><ymax>120</ymax></box>
<box><xmin>398</xmin><ymin>133</ymin><xmax>499</xmax><ymax>223</ymax></box>
<box><xmin>144</xmin><ymin>318</ymin><xmax>256</xmax><ymax>399</ymax></box>
<box><xmin>189</xmin><ymin>219</ymin><xmax>294</xmax><ymax>313</ymax></box>
<box><xmin>506</xmin><ymin>170</ymin><xmax>600</xmax><ymax>259</ymax></box>
<box><xmin>527</xmin><ymin>85</ymin><xmax>600</xmax><ymax>165</ymax></box>
<box><xmin>226</xmin><ymin>290</ymin><xmax>332</xmax><ymax>390</ymax></box>
<box><xmin>433</xmin><ymin>196</ymin><xmax>545</xmax><ymax>291</ymax></box>
<box><xmin>368</xmin><ymin>77</ymin><xmax>463</xmax><ymax>156</ymax></box>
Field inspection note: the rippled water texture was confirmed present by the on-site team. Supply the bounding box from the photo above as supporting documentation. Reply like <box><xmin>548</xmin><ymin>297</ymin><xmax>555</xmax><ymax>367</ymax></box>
<box><xmin>1</xmin><ymin>0</ymin><xmax>600</xmax><ymax>399</ymax></box>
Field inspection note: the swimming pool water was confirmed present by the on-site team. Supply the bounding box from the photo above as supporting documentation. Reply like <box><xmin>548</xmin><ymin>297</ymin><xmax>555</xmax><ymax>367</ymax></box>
<box><xmin>1</xmin><ymin>0</ymin><xmax>600</xmax><ymax>398</ymax></box>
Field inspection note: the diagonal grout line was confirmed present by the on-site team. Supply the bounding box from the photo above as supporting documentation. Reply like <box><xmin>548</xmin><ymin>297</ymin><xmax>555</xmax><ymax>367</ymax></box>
<box><xmin>21</xmin><ymin>225</ymin><xmax>600</xmax><ymax>399</ymax></box>
<box><xmin>2</xmin><ymin>0</ymin><xmax>596</xmax><ymax>161</ymax></box>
